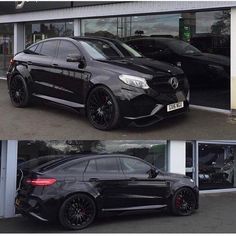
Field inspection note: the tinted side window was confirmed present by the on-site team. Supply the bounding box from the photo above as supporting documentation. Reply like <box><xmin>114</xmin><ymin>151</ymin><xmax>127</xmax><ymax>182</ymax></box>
<box><xmin>40</xmin><ymin>41</ymin><xmax>57</xmax><ymax>57</ymax></box>
<box><xmin>86</xmin><ymin>158</ymin><xmax>120</xmax><ymax>173</ymax></box>
<box><xmin>120</xmin><ymin>158</ymin><xmax>151</xmax><ymax>174</ymax></box>
<box><xmin>35</xmin><ymin>43</ymin><xmax>43</xmax><ymax>54</ymax></box>
<box><xmin>27</xmin><ymin>44</ymin><xmax>38</xmax><ymax>53</ymax></box>
<box><xmin>63</xmin><ymin>161</ymin><xmax>88</xmax><ymax>173</ymax></box>
<box><xmin>86</xmin><ymin>159</ymin><xmax>97</xmax><ymax>172</ymax></box>
<box><xmin>57</xmin><ymin>40</ymin><xmax>80</xmax><ymax>61</ymax></box>
<box><xmin>96</xmin><ymin>158</ymin><xmax>119</xmax><ymax>173</ymax></box>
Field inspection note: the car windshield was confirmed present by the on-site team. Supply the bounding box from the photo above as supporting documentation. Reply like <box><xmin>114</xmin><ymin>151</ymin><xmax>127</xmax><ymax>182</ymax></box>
<box><xmin>167</xmin><ymin>40</ymin><xmax>202</xmax><ymax>55</ymax></box>
<box><xmin>80</xmin><ymin>39</ymin><xmax>142</xmax><ymax>60</ymax></box>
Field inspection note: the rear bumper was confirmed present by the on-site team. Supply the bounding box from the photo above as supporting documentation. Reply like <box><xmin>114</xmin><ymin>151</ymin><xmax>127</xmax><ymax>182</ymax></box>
<box><xmin>15</xmin><ymin>194</ymin><xmax>58</xmax><ymax>222</ymax></box>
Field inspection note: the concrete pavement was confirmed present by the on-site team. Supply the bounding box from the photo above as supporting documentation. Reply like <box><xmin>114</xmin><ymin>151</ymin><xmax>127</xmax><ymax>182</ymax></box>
<box><xmin>0</xmin><ymin>192</ymin><xmax>236</xmax><ymax>233</ymax></box>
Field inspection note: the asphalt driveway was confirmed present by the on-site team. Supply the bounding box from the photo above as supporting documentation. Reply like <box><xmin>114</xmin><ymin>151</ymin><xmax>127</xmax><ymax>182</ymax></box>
<box><xmin>1</xmin><ymin>79</ymin><xmax>236</xmax><ymax>140</ymax></box>
<box><xmin>0</xmin><ymin>192</ymin><xmax>236</xmax><ymax>233</ymax></box>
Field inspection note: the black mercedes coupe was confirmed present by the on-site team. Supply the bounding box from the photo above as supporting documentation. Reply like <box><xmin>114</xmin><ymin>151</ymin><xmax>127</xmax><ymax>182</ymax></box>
<box><xmin>7</xmin><ymin>37</ymin><xmax>189</xmax><ymax>130</ymax></box>
<box><xmin>16</xmin><ymin>154</ymin><xmax>199</xmax><ymax>230</ymax></box>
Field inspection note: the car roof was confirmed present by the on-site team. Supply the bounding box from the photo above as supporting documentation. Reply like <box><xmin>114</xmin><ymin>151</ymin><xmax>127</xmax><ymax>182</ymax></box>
<box><xmin>30</xmin><ymin>154</ymin><xmax>147</xmax><ymax>173</ymax></box>
<box><xmin>128</xmin><ymin>37</ymin><xmax>178</xmax><ymax>43</ymax></box>
<box><xmin>30</xmin><ymin>36</ymin><xmax>120</xmax><ymax>44</ymax></box>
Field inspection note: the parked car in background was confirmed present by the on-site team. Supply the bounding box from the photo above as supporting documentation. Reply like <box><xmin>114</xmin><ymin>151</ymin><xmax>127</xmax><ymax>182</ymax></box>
<box><xmin>16</xmin><ymin>154</ymin><xmax>199</xmax><ymax>230</ymax></box>
<box><xmin>7</xmin><ymin>37</ymin><xmax>190</xmax><ymax>130</ymax></box>
<box><xmin>126</xmin><ymin>37</ymin><xmax>230</xmax><ymax>88</ymax></box>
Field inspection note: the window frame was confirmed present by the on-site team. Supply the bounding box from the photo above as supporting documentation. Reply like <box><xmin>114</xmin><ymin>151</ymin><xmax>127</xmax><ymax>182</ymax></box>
<box><xmin>56</xmin><ymin>39</ymin><xmax>82</xmax><ymax>62</ymax></box>
<box><xmin>119</xmin><ymin>156</ymin><xmax>153</xmax><ymax>175</ymax></box>
<box><xmin>85</xmin><ymin>157</ymin><xmax>121</xmax><ymax>174</ymax></box>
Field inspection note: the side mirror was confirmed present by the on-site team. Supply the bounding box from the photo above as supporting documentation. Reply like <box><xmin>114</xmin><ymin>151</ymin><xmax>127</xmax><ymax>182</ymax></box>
<box><xmin>148</xmin><ymin>168</ymin><xmax>158</xmax><ymax>178</ymax></box>
<box><xmin>66</xmin><ymin>54</ymin><xmax>83</xmax><ymax>63</ymax></box>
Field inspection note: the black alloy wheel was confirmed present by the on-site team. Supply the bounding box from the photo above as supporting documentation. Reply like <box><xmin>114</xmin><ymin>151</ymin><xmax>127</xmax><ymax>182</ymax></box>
<box><xmin>9</xmin><ymin>75</ymin><xmax>30</xmax><ymax>107</ymax></box>
<box><xmin>86</xmin><ymin>86</ymin><xmax>120</xmax><ymax>130</ymax></box>
<box><xmin>172</xmin><ymin>187</ymin><xmax>196</xmax><ymax>216</ymax></box>
<box><xmin>59</xmin><ymin>193</ymin><xmax>96</xmax><ymax>230</ymax></box>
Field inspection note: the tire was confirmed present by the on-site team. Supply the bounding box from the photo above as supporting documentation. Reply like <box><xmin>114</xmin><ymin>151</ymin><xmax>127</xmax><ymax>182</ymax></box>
<box><xmin>59</xmin><ymin>193</ymin><xmax>96</xmax><ymax>230</ymax></box>
<box><xmin>171</xmin><ymin>187</ymin><xmax>196</xmax><ymax>216</ymax></box>
<box><xmin>86</xmin><ymin>86</ymin><xmax>120</xmax><ymax>130</ymax></box>
<box><xmin>9</xmin><ymin>75</ymin><xmax>31</xmax><ymax>108</ymax></box>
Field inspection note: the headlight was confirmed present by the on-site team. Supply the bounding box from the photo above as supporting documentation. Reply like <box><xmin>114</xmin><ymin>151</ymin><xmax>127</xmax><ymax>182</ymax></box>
<box><xmin>190</xmin><ymin>179</ymin><xmax>194</xmax><ymax>183</ymax></box>
<box><xmin>119</xmin><ymin>74</ymin><xmax>149</xmax><ymax>89</ymax></box>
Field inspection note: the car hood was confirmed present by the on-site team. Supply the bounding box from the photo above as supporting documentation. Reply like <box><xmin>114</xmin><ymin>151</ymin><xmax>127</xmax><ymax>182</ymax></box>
<box><xmin>96</xmin><ymin>57</ymin><xmax>184</xmax><ymax>79</ymax></box>
<box><xmin>184</xmin><ymin>53</ymin><xmax>229</xmax><ymax>67</ymax></box>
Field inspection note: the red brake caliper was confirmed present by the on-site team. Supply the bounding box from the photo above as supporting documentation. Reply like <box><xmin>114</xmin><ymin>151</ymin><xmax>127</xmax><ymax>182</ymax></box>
<box><xmin>175</xmin><ymin>195</ymin><xmax>183</xmax><ymax>208</ymax></box>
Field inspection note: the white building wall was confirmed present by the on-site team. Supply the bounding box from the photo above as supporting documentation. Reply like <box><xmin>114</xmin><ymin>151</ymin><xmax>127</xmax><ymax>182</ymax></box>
<box><xmin>231</xmin><ymin>7</ymin><xmax>236</xmax><ymax>113</ymax></box>
<box><xmin>0</xmin><ymin>141</ymin><xmax>18</xmax><ymax>218</ymax></box>
<box><xmin>13</xmin><ymin>23</ymin><xmax>24</xmax><ymax>54</ymax></box>
<box><xmin>168</xmin><ymin>141</ymin><xmax>186</xmax><ymax>175</ymax></box>
<box><xmin>0</xmin><ymin>1</ymin><xmax>236</xmax><ymax>23</ymax></box>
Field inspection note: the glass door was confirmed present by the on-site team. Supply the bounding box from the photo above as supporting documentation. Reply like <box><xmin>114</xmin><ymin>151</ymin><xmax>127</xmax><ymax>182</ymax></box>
<box><xmin>186</xmin><ymin>141</ymin><xmax>198</xmax><ymax>184</ymax></box>
<box><xmin>0</xmin><ymin>24</ymin><xmax>14</xmax><ymax>77</ymax></box>
<box><xmin>197</xmin><ymin>142</ymin><xmax>236</xmax><ymax>190</ymax></box>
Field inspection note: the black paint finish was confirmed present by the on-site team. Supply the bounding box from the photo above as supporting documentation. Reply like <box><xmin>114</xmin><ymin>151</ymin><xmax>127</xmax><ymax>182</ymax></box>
<box><xmin>7</xmin><ymin>37</ymin><xmax>189</xmax><ymax>129</ymax></box>
<box><xmin>16</xmin><ymin>154</ymin><xmax>199</xmax><ymax>226</ymax></box>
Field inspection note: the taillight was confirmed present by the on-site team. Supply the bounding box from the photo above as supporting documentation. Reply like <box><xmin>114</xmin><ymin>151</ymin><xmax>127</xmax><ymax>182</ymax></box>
<box><xmin>26</xmin><ymin>178</ymin><xmax>57</xmax><ymax>186</ymax></box>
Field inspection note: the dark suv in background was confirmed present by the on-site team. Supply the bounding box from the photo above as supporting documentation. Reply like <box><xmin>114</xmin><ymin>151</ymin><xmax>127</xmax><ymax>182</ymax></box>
<box><xmin>127</xmin><ymin>37</ymin><xmax>229</xmax><ymax>88</ymax></box>
<box><xmin>7</xmin><ymin>37</ymin><xmax>189</xmax><ymax>130</ymax></box>
<box><xmin>16</xmin><ymin>154</ymin><xmax>199</xmax><ymax>230</ymax></box>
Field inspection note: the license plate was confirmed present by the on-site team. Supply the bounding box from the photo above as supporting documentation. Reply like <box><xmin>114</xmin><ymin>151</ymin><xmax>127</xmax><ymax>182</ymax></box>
<box><xmin>167</xmin><ymin>101</ymin><xmax>184</xmax><ymax>112</ymax></box>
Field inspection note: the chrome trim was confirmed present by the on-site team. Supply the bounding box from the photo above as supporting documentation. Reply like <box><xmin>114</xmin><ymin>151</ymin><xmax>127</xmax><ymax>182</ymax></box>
<box><xmin>124</xmin><ymin>104</ymin><xmax>164</xmax><ymax>120</ymax></box>
<box><xmin>32</xmin><ymin>94</ymin><xmax>85</xmax><ymax>108</ymax></box>
<box><xmin>29</xmin><ymin>212</ymin><xmax>48</xmax><ymax>222</ymax></box>
<box><xmin>35</xmin><ymin>81</ymin><xmax>73</xmax><ymax>94</ymax></box>
<box><xmin>102</xmin><ymin>204</ymin><xmax>167</xmax><ymax>212</ymax></box>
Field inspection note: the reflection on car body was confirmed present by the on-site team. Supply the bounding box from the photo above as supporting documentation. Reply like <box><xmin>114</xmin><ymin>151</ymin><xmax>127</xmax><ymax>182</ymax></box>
<box><xmin>7</xmin><ymin>36</ymin><xmax>189</xmax><ymax>130</ymax></box>
<box><xmin>16</xmin><ymin>154</ymin><xmax>199</xmax><ymax>230</ymax></box>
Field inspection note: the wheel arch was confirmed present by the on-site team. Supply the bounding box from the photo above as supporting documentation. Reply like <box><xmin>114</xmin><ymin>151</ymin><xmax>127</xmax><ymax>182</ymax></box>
<box><xmin>84</xmin><ymin>83</ymin><xmax>117</xmax><ymax>115</ymax></box>
<box><xmin>9</xmin><ymin>65</ymin><xmax>34</xmax><ymax>92</ymax></box>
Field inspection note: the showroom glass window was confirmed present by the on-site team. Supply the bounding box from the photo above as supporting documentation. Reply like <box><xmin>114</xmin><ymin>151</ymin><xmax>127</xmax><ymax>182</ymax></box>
<box><xmin>81</xmin><ymin>9</ymin><xmax>230</xmax><ymax>55</ymax></box>
<box><xmin>198</xmin><ymin>143</ymin><xmax>236</xmax><ymax>190</ymax></box>
<box><xmin>17</xmin><ymin>140</ymin><xmax>167</xmax><ymax>171</ymax></box>
<box><xmin>25</xmin><ymin>21</ymin><xmax>74</xmax><ymax>47</ymax></box>
<box><xmin>0</xmin><ymin>23</ymin><xmax>14</xmax><ymax>77</ymax></box>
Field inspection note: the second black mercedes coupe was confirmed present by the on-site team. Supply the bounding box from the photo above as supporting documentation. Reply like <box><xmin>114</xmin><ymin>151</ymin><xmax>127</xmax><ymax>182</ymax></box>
<box><xmin>16</xmin><ymin>154</ymin><xmax>199</xmax><ymax>230</ymax></box>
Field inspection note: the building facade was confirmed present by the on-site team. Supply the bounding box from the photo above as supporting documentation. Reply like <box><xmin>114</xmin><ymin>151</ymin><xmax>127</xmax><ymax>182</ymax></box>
<box><xmin>0</xmin><ymin>139</ymin><xmax>236</xmax><ymax>218</ymax></box>
<box><xmin>0</xmin><ymin>1</ymin><xmax>236</xmax><ymax>111</ymax></box>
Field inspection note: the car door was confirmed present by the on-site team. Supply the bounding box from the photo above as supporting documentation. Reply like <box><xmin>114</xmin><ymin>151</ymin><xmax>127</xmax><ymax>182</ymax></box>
<box><xmin>28</xmin><ymin>40</ymin><xmax>59</xmax><ymax>96</ymax></box>
<box><xmin>119</xmin><ymin>157</ymin><xmax>170</xmax><ymax>208</ymax></box>
<box><xmin>83</xmin><ymin>157</ymin><xmax>127</xmax><ymax>210</ymax></box>
<box><xmin>49</xmin><ymin>40</ymin><xmax>88</xmax><ymax>106</ymax></box>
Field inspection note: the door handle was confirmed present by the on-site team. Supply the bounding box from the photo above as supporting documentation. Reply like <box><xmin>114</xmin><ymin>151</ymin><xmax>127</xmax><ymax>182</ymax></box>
<box><xmin>52</xmin><ymin>63</ymin><xmax>59</xmax><ymax>67</ymax></box>
<box><xmin>129</xmin><ymin>177</ymin><xmax>137</xmax><ymax>181</ymax></box>
<box><xmin>27</xmin><ymin>61</ymin><xmax>33</xmax><ymax>65</ymax></box>
<box><xmin>89</xmin><ymin>178</ymin><xmax>99</xmax><ymax>182</ymax></box>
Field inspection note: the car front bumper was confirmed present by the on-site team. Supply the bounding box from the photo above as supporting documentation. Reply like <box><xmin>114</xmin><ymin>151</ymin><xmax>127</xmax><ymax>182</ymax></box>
<box><xmin>116</xmin><ymin>87</ymin><xmax>189</xmax><ymax>127</ymax></box>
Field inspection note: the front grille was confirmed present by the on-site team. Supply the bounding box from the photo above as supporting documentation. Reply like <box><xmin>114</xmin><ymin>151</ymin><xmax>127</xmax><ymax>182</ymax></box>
<box><xmin>147</xmin><ymin>74</ymin><xmax>188</xmax><ymax>94</ymax></box>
